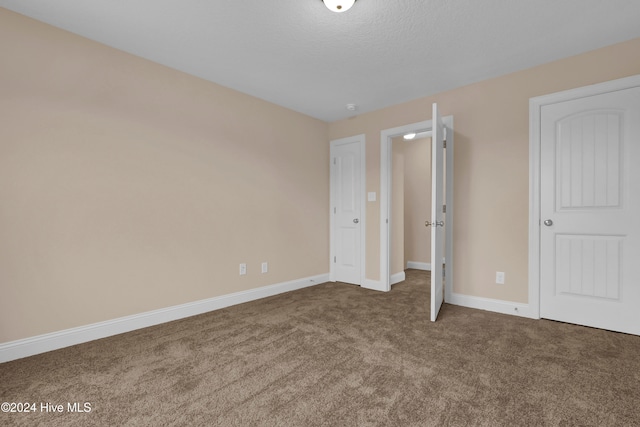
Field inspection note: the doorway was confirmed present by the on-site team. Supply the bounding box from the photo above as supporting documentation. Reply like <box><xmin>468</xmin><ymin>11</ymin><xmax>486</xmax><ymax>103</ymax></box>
<box><xmin>379</xmin><ymin>107</ymin><xmax>454</xmax><ymax>321</ymax></box>
<box><xmin>391</xmin><ymin>133</ymin><xmax>432</xmax><ymax>283</ymax></box>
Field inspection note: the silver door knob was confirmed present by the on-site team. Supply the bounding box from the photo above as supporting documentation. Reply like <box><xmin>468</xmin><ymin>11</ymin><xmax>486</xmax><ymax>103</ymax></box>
<box><xmin>425</xmin><ymin>220</ymin><xmax>444</xmax><ymax>227</ymax></box>
<box><xmin>353</xmin><ymin>218</ymin><xmax>359</xmax><ymax>224</ymax></box>
<box><xmin>543</xmin><ymin>219</ymin><xmax>553</xmax><ymax>226</ymax></box>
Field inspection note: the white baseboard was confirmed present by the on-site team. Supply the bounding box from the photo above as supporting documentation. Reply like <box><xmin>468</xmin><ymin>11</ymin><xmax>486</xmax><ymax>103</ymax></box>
<box><xmin>390</xmin><ymin>271</ymin><xmax>406</xmax><ymax>285</ymax></box>
<box><xmin>0</xmin><ymin>273</ymin><xmax>329</xmax><ymax>364</ymax></box>
<box><xmin>361</xmin><ymin>273</ymin><xmax>405</xmax><ymax>291</ymax></box>
<box><xmin>407</xmin><ymin>261</ymin><xmax>430</xmax><ymax>271</ymax></box>
<box><xmin>361</xmin><ymin>278</ymin><xmax>384</xmax><ymax>292</ymax></box>
<box><xmin>447</xmin><ymin>292</ymin><xmax>536</xmax><ymax>319</ymax></box>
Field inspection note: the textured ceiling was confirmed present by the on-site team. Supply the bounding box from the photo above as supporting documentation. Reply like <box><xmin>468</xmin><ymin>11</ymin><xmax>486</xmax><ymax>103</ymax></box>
<box><xmin>2</xmin><ymin>0</ymin><xmax>640</xmax><ymax>122</ymax></box>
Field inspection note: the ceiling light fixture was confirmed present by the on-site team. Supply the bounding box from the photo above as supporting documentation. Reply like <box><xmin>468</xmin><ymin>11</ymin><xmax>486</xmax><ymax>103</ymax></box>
<box><xmin>323</xmin><ymin>0</ymin><xmax>356</xmax><ymax>13</ymax></box>
<box><xmin>403</xmin><ymin>133</ymin><xmax>416</xmax><ymax>140</ymax></box>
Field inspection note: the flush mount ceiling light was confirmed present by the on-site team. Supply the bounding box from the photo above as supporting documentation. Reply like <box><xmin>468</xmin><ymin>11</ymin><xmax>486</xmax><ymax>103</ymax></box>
<box><xmin>403</xmin><ymin>133</ymin><xmax>417</xmax><ymax>140</ymax></box>
<box><xmin>323</xmin><ymin>0</ymin><xmax>356</xmax><ymax>13</ymax></box>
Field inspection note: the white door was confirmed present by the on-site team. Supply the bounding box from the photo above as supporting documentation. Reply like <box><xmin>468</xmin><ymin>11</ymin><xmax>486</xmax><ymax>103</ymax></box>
<box><xmin>331</xmin><ymin>137</ymin><xmax>363</xmax><ymax>285</ymax></box>
<box><xmin>540</xmin><ymin>86</ymin><xmax>640</xmax><ymax>335</ymax></box>
<box><xmin>430</xmin><ymin>103</ymin><xmax>445</xmax><ymax>321</ymax></box>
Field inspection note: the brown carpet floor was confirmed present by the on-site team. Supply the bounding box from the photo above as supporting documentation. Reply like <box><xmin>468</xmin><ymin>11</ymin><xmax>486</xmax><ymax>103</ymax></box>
<box><xmin>1</xmin><ymin>269</ymin><xmax>640</xmax><ymax>426</ymax></box>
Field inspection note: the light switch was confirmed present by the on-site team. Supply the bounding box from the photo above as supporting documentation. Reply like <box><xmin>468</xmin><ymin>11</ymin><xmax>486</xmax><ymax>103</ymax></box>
<box><xmin>368</xmin><ymin>192</ymin><xmax>376</xmax><ymax>202</ymax></box>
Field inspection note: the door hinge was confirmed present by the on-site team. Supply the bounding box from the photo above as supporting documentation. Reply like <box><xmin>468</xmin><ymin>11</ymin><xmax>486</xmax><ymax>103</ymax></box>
<box><xmin>442</xmin><ymin>204</ymin><xmax>446</xmax><ymax>213</ymax></box>
<box><xmin>333</xmin><ymin>158</ymin><xmax>336</xmax><ymax>165</ymax></box>
<box><xmin>443</xmin><ymin>140</ymin><xmax>447</xmax><ymax>149</ymax></box>
<box><xmin>334</xmin><ymin>207</ymin><xmax>336</xmax><ymax>214</ymax></box>
<box><xmin>334</xmin><ymin>256</ymin><xmax>336</xmax><ymax>263</ymax></box>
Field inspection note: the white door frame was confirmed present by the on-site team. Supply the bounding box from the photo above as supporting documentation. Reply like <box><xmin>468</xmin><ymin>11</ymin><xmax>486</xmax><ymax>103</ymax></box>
<box><xmin>528</xmin><ymin>74</ymin><xmax>640</xmax><ymax>319</ymax></box>
<box><xmin>330</xmin><ymin>134</ymin><xmax>366</xmax><ymax>285</ymax></box>
<box><xmin>379</xmin><ymin>116</ymin><xmax>454</xmax><ymax>293</ymax></box>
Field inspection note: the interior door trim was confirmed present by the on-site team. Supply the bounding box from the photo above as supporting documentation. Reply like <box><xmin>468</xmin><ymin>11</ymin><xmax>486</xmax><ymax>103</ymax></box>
<box><xmin>528</xmin><ymin>74</ymin><xmax>640</xmax><ymax>319</ymax></box>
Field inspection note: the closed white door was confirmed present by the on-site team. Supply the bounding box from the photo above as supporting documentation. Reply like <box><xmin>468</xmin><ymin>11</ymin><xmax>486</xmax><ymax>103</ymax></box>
<box><xmin>331</xmin><ymin>137</ymin><xmax>363</xmax><ymax>285</ymax></box>
<box><xmin>540</xmin><ymin>86</ymin><xmax>640</xmax><ymax>335</ymax></box>
<box><xmin>430</xmin><ymin>103</ymin><xmax>445</xmax><ymax>322</ymax></box>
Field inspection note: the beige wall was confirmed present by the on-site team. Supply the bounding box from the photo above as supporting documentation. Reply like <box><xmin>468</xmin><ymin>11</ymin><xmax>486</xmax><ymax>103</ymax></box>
<box><xmin>403</xmin><ymin>137</ymin><xmax>432</xmax><ymax>266</ymax></box>
<box><xmin>0</xmin><ymin>9</ymin><xmax>329</xmax><ymax>343</ymax></box>
<box><xmin>329</xmin><ymin>37</ymin><xmax>640</xmax><ymax>303</ymax></box>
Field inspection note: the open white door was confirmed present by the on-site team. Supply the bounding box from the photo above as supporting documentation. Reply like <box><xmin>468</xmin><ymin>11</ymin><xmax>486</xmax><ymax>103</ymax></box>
<box><xmin>430</xmin><ymin>103</ymin><xmax>445</xmax><ymax>321</ymax></box>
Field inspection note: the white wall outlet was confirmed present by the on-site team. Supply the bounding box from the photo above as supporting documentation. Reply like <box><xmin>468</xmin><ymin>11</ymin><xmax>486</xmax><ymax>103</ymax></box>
<box><xmin>261</xmin><ymin>262</ymin><xmax>268</xmax><ymax>273</ymax></box>
<box><xmin>496</xmin><ymin>271</ymin><xmax>505</xmax><ymax>284</ymax></box>
<box><xmin>368</xmin><ymin>192</ymin><xmax>377</xmax><ymax>202</ymax></box>
<box><xmin>239</xmin><ymin>263</ymin><xmax>247</xmax><ymax>276</ymax></box>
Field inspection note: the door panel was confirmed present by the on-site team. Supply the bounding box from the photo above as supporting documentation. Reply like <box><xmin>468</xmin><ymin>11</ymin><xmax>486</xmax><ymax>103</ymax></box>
<box><xmin>540</xmin><ymin>87</ymin><xmax>640</xmax><ymax>335</ymax></box>
<box><xmin>555</xmin><ymin>235</ymin><xmax>622</xmax><ymax>299</ymax></box>
<box><xmin>556</xmin><ymin>111</ymin><xmax>622</xmax><ymax>209</ymax></box>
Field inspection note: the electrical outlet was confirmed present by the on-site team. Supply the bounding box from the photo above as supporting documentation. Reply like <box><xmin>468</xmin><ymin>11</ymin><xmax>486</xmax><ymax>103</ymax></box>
<box><xmin>261</xmin><ymin>262</ymin><xmax>268</xmax><ymax>273</ymax></box>
<box><xmin>496</xmin><ymin>271</ymin><xmax>505</xmax><ymax>284</ymax></box>
<box><xmin>239</xmin><ymin>263</ymin><xmax>247</xmax><ymax>276</ymax></box>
